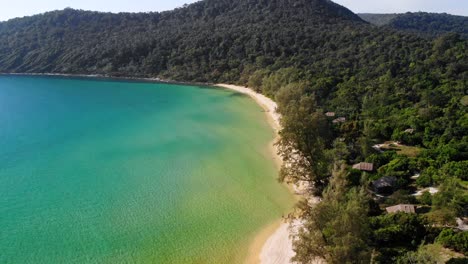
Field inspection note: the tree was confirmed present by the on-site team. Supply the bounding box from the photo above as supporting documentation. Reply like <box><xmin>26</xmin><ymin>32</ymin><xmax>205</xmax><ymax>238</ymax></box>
<box><xmin>418</xmin><ymin>191</ymin><xmax>432</xmax><ymax>205</ymax></box>
<box><xmin>397</xmin><ymin>244</ymin><xmax>445</xmax><ymax>264</ymax></box>
<box><xmin>436</xmin><ymin>229</ymin><xmax>468</xmax><ymax>254</ymax></box>
<box><xmin>1</xmin><ymin>2</ymin><xmax>466</xmax><ymax>263</ymax></box>
<box><xmin>276</xmin><ymin>82</ymin><xmax>331</xmax><ymax>191</ymax></box>
<box><xmin>432</xmin><ymin>178</ymin><xmax>468</xmax><ymax>217</ymax></box>
<box><xmin>370</xmin><ymin>213</ymin><xmax>428</xmax><ymax>250</ymax></box>
<box><xmin>246</xmin><ymin>69</ymin><xmax>269</xmax><ymax>91</ymax></box>
<box><xmin>293</xmin><ymin>164</ymin><xmax>371</xmax><ymax>263</ymax></box>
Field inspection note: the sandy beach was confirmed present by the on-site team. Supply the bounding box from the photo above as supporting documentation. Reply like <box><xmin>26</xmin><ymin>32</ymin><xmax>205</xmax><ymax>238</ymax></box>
<box><xmin>216</xmin><ymin>84</ymin><xmax>300</xmax><ymax>264</ymax></box>
<box><xmin>216</xmin><ymin>84</ymin><xmax>281</xmax><ymax>131</ymax></box>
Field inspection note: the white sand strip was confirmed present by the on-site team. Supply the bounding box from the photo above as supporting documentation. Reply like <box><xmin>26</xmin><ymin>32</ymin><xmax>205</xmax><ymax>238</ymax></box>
<box><xmin>216</xmin><ymin>84</ymin><xmax>281</xmax><ymax>132</ymax></box>
<box><xmin>259</xmin><ymin>222</ymin><xmax>295</xmax><ymax>264</ymax></box>
<box><xmin>217</xmin><ymin>84</ymin><xmax>325</xmax><ymax>264</ymax></box>
<box><xmin>216</xmin><ymin>84</ymin><xmax>299</xmax><ymax>264</ymax></box>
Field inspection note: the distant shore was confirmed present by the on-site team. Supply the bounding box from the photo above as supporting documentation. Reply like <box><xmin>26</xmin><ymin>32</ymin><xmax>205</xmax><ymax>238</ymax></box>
<box><xmin>0</xmin><ymin>72</ymin><xmax>212</xmax><ymax>87</ymax></box>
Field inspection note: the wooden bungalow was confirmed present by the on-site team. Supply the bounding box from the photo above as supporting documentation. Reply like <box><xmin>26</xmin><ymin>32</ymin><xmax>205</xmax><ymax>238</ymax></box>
<box><xmin>372</xmin><ymin>176</ymin><xmax>397</xmax><ymax>195</ymax></box>
<box><xmin>332</xmin><ymin>117</ymin><xmax>346</xmax><ymax>124</ymax></box>
<box><xmin>386</xmin><ymin>204</ymin><xmax>416</xmax><ymax>214</ymax></box>
<box><xmin>352</xmin><ymin>162</ymin><xmax>374</xmax><ymax>172</ymax></box>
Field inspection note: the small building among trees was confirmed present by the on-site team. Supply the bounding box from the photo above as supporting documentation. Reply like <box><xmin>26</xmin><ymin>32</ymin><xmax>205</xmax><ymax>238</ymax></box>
<box><xmin>386</xmin><ymin>204</ymin><xmax>416</xmax><ymax>214</ymax></box>
<box><xmin>325</xmin><ymin>112</ymin><xmax>336</xmax><ymax>117</ymax></box>
<box><xmin>352</xmin><ymin>162</ymin><xmax>374</xmax><ymax>172</ymax></box>
<box><xmin>372</xmin><ymin>176</ymin><xmax>397</xmax><ymax>195</ymax></box>
<box><xmin>332</xmin><ymin>117</ymin><xmax>346</xmax><ymax>124</ymax></box>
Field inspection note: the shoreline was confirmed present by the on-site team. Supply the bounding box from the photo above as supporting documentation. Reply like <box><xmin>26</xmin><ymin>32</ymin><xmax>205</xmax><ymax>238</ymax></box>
<box><xmin>0</xmin><ymin>72</ymin><xmax>213</xmax><ymax>87</ymax></box>
<box><xmin>214</xmin><ymin>84</ymin><xmax>281</xmax><ymax>132</ymax></box>
<box><xmin>2</xmin><ymin>73</ymin><xmax>302</xmax><ymax>263</ymax></box>
<box><xmin>216</xmin><ymin>84</ymin><xmax>300</xmax><ymax>264</ymax></box>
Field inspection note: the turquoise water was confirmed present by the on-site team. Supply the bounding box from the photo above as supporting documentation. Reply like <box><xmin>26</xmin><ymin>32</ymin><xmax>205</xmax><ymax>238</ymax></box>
<box><xmin>0</xmin><ymin>76</ymin><xmax>294</xmax><ymax>263</ymax></box>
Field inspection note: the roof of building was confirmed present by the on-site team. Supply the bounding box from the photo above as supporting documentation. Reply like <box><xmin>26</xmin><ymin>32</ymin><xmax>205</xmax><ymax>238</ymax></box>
<box><xmin>352</xmin><ymin>162</ymin><xmax>374</xmax><ymax>171</ymax></box>
<box><xmin>325</xmin><ymin>112</ymin><xmax>336</xmax><ymax>117</ymax></box>
<box><xmin>386</xmin><ymin>204</ymin><xmax>416</xmax><ymax>214</ymax></box>
<box><xmin>372</xmin><ymin>176</ymin><xmax>397</xmax><ymax>188</ymax></box>
<box><xmin>332</xmin><ymin>117</ymin><xmax>346</xmax><ymax>123</ymax></box>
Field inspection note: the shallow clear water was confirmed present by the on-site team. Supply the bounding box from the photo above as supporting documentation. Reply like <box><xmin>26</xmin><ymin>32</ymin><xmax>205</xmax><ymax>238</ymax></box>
<box><xmin>0</xmin><ymin>76</ymin><xmax>294</xmax><ymax>263</ymax></box>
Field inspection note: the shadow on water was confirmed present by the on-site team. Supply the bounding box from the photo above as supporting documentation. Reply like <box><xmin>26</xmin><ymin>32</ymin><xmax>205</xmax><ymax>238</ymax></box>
<box><xmin>227</xmin><ymin>92</ymin><xmax>248</xmax><ymax>98</ymax></box>
<box><xmin>195</xmin><ymin>85</ymin><xmax>249</xmax><ymax>98</ymax></box>
<box><xmin>193</xmin><ymin>85</ymin><xmax>221</xmax><ymax>90</ymax></box>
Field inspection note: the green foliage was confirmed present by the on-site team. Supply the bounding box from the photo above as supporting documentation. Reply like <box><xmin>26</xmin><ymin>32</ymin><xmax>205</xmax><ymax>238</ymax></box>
<box><xmin>293</xmin><ymin>165</ymin><xmax>371</xmax><ymax>263</ymax></box>
<box><xmin>378</xmin><ymin>156</ymin><xmax>411</xmax><ymax>175</ymax></box>
<box><xmin>436</xmin><ymin>229</ymin><xmax>468</xmax><ymax>255</ymax></box>
<box><xmin>418</xmin><ymin>191</ymin><xmax>433</xmax><ymax>205</ymax></box>
<box><xmin>347</xmin><ymin>169</ymin><xmax>363</xmax><ymax>187</ymax></box>
<box><xmin>261</xmin><ymin>68</ymin><xmax>303</xmax><ymax>98</ymax></box>
<box><xmin>432</xmin><ymin>178</ymin><xmax>468</xmax><ymax>217</ymax></box>
<box><xmin>447</xmin><ymin>257</ymin><xmax>468</xmax><ymax>264</ymax></box>
<box><xmin>416</xmin><ymin>166</ymin><xmax>436</xmax><ymax>187</ymax></box>
<box><xmin>276</xmin><ymin>82</ymin><xmax>331</xmax><ymax>191</ymax></box>
<box><xmin>378</xmin><ymin>156</ymin><xmax>414</xmax><ymax>187</ymax></box>
<box><xmin>441</xmin><ymin>161</ymin><xmax>468</xmax><ymax>181</ymax></box>
<box><xmin>396</xmin><ymin>244</ymin><xmax>447</xmax><ymax>264</ymax></box>
<box><xmin>384</xmin><ymin>190</ymin><xmax>418</xmax><ymax>205</ymax></box>
<box><xmin>246</xmin><ymin>69</ymin><xmax>269</xmax><ymax>92</ymax></box>
<box><xmin>0</xmin><ymin>1</ymin><xmax>467</xmax><ymax>263</ymax></box>
<box><xmin>366</xmin><ymin>151</ymin><xmax>398</xmax><ymax>169</ymax></box>
<box><xmin>0</xmin><ymin>0</ymin><xmax>364</xmax><ymax>81</ymax></box>
<box><xmin>370</xmin><ymin>213</ymin><xmax>428</xmax><ymax>250</ymax></box>
<box><xmin>426</xmin><ymin>208</ymin><xmax>458</xmax><ymax>226</ymax></box>
<box><xmin>387</xmin><ymin>13</ymin><xmax>468</xmax><ymax>39</ymax></box>
<box><xmin>359</xmin><ymin>13</ymin><xmax>399</xmax><ymax>26</ymax></box>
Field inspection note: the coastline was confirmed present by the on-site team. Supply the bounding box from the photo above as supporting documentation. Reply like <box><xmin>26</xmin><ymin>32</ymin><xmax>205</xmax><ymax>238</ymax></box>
<box><xmin>216</xmin><ymin>84</ymin><xmax>299</xmax><ymax>264</ymax></box>
<box><xmin>2</xmin><ymin>73</ymin><xmax>302</xmax><ymax>263</ymax></box>
<box><xmin>0</xmin><ymin>72</ymin><xmax>212</xmax><ymax>87</ymax></box>
<box><xmin>214</xmin><ymin>84</ymin><xmax>281</xmax><ymax>132</ymax></box>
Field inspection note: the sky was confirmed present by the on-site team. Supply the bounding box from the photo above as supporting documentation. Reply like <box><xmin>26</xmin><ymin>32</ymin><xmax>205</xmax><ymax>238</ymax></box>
<box><xmin>0</xmin><ymin>0</ymin><xmax>467</xmax><ymax>21</ymax></box>
<box><xmin>333</xmin><ymin>0</ymin><xmax>468</xmax><ymax>16</ymax></box>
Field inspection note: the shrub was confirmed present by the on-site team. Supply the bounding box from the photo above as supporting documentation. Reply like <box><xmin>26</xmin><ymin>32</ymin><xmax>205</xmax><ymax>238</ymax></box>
<box><xmin>436</xmin><ymin>229</ymin><xmax>468</xmax><ymax>255</ymax></box>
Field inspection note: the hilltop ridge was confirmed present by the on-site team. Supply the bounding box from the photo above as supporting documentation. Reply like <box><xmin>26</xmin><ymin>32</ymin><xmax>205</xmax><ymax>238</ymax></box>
<box><xmin>0</xmin><ymin>0</ymin><xmax>366</xmax><ymax>79</ymax></box>
<box><xmin>0</xmin><ymin>1</ymin><xmax>466</xmax><ymax>262</ymax></box>
<box><xmin>359</xmin><ymin>12</ymin><xmax>468</xmax><ymax>38</ymax></box>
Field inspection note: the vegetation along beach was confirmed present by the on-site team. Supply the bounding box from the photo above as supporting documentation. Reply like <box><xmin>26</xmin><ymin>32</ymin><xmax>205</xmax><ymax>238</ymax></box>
<box><xmin>0</xmin><ymin>0</ymin><xmax>467</xmax><ymax>263</ymax></box>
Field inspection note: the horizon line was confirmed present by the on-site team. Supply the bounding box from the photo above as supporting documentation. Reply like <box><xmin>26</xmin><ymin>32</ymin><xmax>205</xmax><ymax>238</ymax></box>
<box><xmin>1</xmin><ymin>4</ymin><xmax>467</xmax><ymax>22</ymax></box>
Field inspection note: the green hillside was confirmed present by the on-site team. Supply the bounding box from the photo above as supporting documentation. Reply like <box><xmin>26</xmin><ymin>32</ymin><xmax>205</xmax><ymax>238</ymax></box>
<box><xmin>0</xmin><ymin>0</ymin><xmax>466</xmax><ymax>262</ymax></box>
<box><xmin>360</xmin><ymin>12</ymin><xmax>468</xmax><ymax>38</ymax></box>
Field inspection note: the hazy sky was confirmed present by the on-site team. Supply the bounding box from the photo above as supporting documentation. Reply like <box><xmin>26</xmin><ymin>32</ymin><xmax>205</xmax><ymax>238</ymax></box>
<box><xmin>333</xmin><ymin>0</ymin><xmax>468</xmax><ymax>16</ymax></box>
<box><xmin>0</xmin><ymin>0</ymin><xmax>467</xmax><ymax>21</ymax></box>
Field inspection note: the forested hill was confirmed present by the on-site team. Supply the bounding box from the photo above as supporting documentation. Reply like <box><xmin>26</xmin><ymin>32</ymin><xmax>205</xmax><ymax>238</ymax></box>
<box><xmin>0</xmin><ymin>0</ymin><xmax>364</xmax><ymax>80</ymax></box>
<box><xmin>360</xmin><ymin>12</ymin><xmax>468</xmax><ymax>38</ymax></box>
<box><xmin>1</xmin><ymin>0</ymin><xmax>468</xmax><ymax>263</ymax></box>
<box><xmin>358</xmin><ymin>13</ymin><xmax>398</xmax><ymax>26</ymax></box>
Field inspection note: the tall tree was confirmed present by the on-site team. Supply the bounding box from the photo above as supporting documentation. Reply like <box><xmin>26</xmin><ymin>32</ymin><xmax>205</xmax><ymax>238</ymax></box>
<box><xmin>276</xmin><ymin>82</ymin><xmax>331</xmax><ymax>191</ymax></box>
<box><xmin>293</xmin><ymin>164</ymin><xmax>371</xmax><ymax>263</ymax></box>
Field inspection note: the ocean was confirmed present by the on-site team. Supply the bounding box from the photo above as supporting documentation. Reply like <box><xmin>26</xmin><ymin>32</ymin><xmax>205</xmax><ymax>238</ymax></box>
<box><xmin>0</xmin><ymin>76</ymin><xmax>294</xmax><ymax>263</ymax></box>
